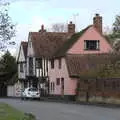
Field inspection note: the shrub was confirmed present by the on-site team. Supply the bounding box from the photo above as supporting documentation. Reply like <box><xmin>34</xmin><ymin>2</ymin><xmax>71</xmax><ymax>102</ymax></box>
<box><xmin>22</xmin><ymin>113</ymin><xmax>36</xmax><ymax>120</ymax></box>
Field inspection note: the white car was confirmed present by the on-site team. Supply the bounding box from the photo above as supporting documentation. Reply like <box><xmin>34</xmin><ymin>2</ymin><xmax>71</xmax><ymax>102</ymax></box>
<box><xmin>21</xmin><ymin>87</ymin><xmax>40</xmax><ymax>99</ymax></box>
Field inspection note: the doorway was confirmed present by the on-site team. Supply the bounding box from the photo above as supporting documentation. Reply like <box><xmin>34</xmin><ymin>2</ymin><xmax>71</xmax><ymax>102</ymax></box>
<box><xmin>61</xmin><ymin>78</ymin><xmax>64</xmax><ymax>96</ymax></box>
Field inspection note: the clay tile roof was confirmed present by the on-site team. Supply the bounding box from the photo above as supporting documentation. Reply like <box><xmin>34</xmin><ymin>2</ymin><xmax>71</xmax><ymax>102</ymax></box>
<box><xmin>65</xmin><ymin>53</ymin><xmax>113</xmax><ymax>78</ymax></box>
<box><xmin>54</xmin><ymin>25</ymin><xmax>92</xmax><ymax>58</ymax></box>
<box><xmin>21</xmin><ymin>41</ymin><xmax>28</xmax><ymax>59</ymax></box>
<box><xmin>30</xmin><ymin>32</ymin><xmax>71</xmax><ymax>58</ymax></box>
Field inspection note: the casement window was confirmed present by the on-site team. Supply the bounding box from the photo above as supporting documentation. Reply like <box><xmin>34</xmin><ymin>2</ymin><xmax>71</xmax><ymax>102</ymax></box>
<box><xmin>58</xmin><ymin>58</ymin><xmax>62</xmax><ymax>69</ymax></box>
<box><xmin>56</xmin><ymin>78</ymin><xmax>60</xmax><ymax>85</ymax></box>
<box><xmin>20</xmin><ymin>63</ymin><xmax>24</xmax><ymax>72</ymax></box>
<box><xmin>36</xmin><ymin>58</ymin><xmax>42</xmax><ymax>68</ymax></box>
<box><xmin>51</xmin><ymin>59</ymin><xmax>54</xmax><ymax>69</ymax></box>
<box><xmin>29</xmin><ymin>57</ymin><xmax>33</xmax><ymax>74</ymax></box>
<box><xmin>84</xmin><ymin>40</ymin><xmax>99</xmax><ymax>50</ymax></box>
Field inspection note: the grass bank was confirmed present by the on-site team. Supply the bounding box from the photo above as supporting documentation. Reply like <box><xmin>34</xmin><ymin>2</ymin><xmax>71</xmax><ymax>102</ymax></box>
<box><xmin>0</xmin><ymin>103</ymin><xmax>36</xmax><ymax>120</ymax></box>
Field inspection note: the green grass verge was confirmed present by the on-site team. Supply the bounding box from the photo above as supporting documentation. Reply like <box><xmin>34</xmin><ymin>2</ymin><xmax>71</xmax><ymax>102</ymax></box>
<box><xmin>0</xmin><ymin>103</ymin><xmax>36</xmax><ymax>120</ymax></box>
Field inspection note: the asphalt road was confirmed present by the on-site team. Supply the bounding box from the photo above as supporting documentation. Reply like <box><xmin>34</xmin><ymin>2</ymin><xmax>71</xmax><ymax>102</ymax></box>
<box><xmin>0</xmin><ymin>98</ymin><xmax>120</xmax><ymax>120</ymax></box>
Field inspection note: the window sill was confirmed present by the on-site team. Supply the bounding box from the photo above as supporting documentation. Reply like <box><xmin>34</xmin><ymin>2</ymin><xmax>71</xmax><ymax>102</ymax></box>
<box><xmin>84</xmin><ymin>49</ymin><xmax>100</xmax><ymax>51</ymax></box>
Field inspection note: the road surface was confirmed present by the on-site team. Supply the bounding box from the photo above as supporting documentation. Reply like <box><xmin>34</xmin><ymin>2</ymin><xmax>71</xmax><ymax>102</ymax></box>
<box><xmin>0</xmin><ymin>98</ymin><xmax>120</xmax><ymax>120</ymax></box>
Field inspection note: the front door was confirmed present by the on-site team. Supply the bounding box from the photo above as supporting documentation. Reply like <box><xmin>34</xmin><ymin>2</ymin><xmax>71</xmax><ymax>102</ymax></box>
<box><xmin>61</xmin><ymin>78</ymin><xmax>64</xmax><ymax>96</ymax></box>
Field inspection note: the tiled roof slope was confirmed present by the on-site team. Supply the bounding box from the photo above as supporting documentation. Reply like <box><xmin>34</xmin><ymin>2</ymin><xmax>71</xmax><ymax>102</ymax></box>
<box><xmin>65</xmin><ymin>54</ymin><xmax>115</xmax><ymax>78</ymax></box>
<box><xmin>30</xmin><ymin>32</ymin><xmax>71</xmax><ymax>58</ymax></box>
<box><xmin>17</xmin><ymin>41</ymin><xmax>28</xmax><ymax>62</ymax></box>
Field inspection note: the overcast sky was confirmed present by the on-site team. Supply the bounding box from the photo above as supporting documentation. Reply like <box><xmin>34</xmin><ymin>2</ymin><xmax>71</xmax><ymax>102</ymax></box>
<box><xmin>7</xmin><ymin>0</ymin><xmax>120</xmax><ymax>56</ymax></box>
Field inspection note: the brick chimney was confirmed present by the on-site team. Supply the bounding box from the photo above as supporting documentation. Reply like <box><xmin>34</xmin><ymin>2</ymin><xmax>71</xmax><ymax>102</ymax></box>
<box><xmin>93</xmin><ymin>14</ymin><xmax>102</xmax><ymax>34</ymax></box>
<box><xmin>39</xmin><ymin>24</ymin><xmax>46</xmax><ymax>32</ymax></box>
<box><xmin>68</xmin><ymin>21</ymin><xmax>75</xmax><ymax>34</ymax></box>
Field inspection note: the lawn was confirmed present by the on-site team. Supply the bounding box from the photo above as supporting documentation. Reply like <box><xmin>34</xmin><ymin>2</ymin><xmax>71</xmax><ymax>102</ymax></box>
<box><xmin>0</xmin><ymin>102</ymin><xmax>36</xmax><ymax>120</ymax></box>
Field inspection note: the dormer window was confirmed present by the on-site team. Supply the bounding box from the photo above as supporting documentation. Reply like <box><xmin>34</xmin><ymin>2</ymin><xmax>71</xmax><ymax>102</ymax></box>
<box><xmin>84</xmin><ymin>40</ymin><xmax>99</xmax><ymax>50</ymax></box>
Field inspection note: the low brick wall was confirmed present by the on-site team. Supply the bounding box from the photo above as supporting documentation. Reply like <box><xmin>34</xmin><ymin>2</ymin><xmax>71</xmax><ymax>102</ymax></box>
<box><xmin>77</xmin><ymin>95</ymin><xmax>120</xmax><ymax>104</ymax></box>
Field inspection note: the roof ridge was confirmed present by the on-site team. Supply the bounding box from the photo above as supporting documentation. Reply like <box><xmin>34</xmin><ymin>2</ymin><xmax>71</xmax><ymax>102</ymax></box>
<box><xmin>29</xmin><ymin>31</ymin><xmax>69</xmax><ymax>34</ymax></box>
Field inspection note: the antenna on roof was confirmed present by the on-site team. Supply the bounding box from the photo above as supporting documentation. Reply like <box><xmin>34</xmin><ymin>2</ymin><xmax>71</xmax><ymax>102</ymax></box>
<box><xmin>73</xmin><ymin>13</ymin><xmax>79</xmax><ymax>32</ymax></box>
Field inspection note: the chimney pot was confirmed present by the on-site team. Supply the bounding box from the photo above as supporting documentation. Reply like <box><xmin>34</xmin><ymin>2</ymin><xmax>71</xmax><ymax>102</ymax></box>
<box><xmin>96</xmin><ymin>13</ymin><xmax>99</xmax><ymax>16</ymax></box>
<box><xmin>93</xmin><ymin>13</ymin><xmax>102</xmax><ymax>34</ymax></box>
<box><xmin>41</xmin><ymin>24</ymin><xmax>44</xmax><ymax>30</ymax></box>
<box><xmin>39</xmin><ymin>24</ymin><xmax>46</xmax><ymax>32</ymax></box>
<box><xmin>68</xmin><ymin>21</ymin><xmax>75</xmax><ymax>34</ymax></box>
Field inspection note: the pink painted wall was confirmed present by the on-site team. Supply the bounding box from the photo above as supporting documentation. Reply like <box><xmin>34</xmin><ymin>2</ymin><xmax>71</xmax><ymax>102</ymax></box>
<box><xmin>48</xmin><ymin>58</ymin><xmax>77</xmax><ymax>95</ymax></box>
<box><xmin>67</xmin><ymin>26</ymin><xmax>113</xmax><ymax>54</ymax></box>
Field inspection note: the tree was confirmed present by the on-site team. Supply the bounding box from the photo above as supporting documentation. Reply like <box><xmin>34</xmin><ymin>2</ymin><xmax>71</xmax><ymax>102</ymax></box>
<box><xmin>105</xmin><ymin>14</ymin><xmax>120</xmax><ymax>50</ymax></box>
<box><xmin>0</xmin><ymin>51</ymin><xmax>17</xmax><ymax>84</ymax></box>
<box><xmin>0</xmin><ymin>1</ymin><xmax>16</xmax><ymax>51</ymax></box>
<box><xmin>51</xmin><ymin>23</ymin><xmax>67</xmax><ymax>32</ymax></box>
<box><xmin>113</xmin><ymin>15</ymin><xmax>120</xmax><ymax>34</ymax></box>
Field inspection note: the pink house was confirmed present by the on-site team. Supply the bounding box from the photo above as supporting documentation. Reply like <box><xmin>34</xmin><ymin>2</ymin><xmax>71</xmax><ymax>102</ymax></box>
<box><xmin>48</xmin><ymin>14</ymin><xmax>113</xmax><ymax>100</ymax></box>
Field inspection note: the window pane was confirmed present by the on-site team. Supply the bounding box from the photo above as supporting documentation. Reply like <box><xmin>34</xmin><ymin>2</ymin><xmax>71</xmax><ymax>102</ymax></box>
<box><xmin>56</xmin><ymin>78</ymin><xmax>60</xmax><ymax>85</ymax></box>
<box><xmin>84</xmin><ymin>40</ymin><xmax>99</xmax><ymax>50</ymax></box>
<box><xmin>36</xmin><ymin>58</ymin><xmax>42</xmax><ymax>68</ymax></box>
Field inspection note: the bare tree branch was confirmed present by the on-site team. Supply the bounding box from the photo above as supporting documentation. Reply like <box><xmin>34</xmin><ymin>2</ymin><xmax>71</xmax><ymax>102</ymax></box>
<box><xmin>51</xmin><ymin>23</ymin><xmax>67</xmax><ymax>32</ymax></box>
<box><xmin>0</xmin><ymin>1</ymin><xmax>16</xmax><ymax>51</ymax></box>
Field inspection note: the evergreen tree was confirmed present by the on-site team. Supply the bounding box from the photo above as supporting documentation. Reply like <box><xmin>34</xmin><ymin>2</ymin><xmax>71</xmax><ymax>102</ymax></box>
<box><xmin>0</xmin><ymin>51</ymin><xmax>17</xmax><ymax>84</ymax></box>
